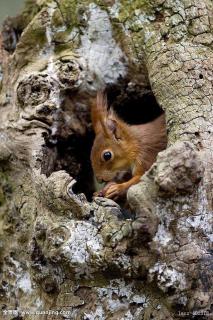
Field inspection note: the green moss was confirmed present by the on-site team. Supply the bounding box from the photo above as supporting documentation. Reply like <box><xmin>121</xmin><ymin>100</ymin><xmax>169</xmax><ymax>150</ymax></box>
<box><xmin>108</xmin><ymin>0</ymin><xmax>155</xmax><ymax>63</ymax></box>
<box><xmin>22</xmin><ymin>0</ymin><xmax>41</xmax><ymax>22</ymax></box>
<box><xmin>79</xmin><ymin>274</ymin><xmax>109</xmax><ymax>287</ymax></box>
<box><xmin>55</xmin><ymin>0</ymin><xmax>80</xmax><ymax>28</ymax></box>
<box><xmin>54</xmin><ymin>42</ymin><xmax>75</xmax><ymax>55</ymax></box>
<box><xmin>0</xmin><ymin>187</ymin><xmax>5</xmax><ymax>206</ymax></box>
<box><xmin>52</xmin><ymin>8</ymin><xmax>65</xmax><ymax>28</ymax></box>
<box><xmin>0</xmin><ymin>170</ymin><xmax>12</xmax><ymax>206</ymax></box>
<box><xmin>13</xmin><ymin>0</ymin><xmax>43</xmax><ymax>32</ymax></box>
<box><xmin>30</xmin><ymin>28</ymin><xmax>47</xmax><ymax>47</ymax></box>
<box><xmin>55</xmin><ymin>0</ymin><xmax>110</xmax><ymax>28</ymax></box>
<box><xmin>119</xmin><ymin>0</ymin><xmax>153</xmax><ymax>23</ymax></box>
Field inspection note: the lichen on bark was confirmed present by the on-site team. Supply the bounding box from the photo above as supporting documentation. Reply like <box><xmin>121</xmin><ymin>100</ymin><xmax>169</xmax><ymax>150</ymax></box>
<box><xmin>0</xmin><ymin>0</ymin><xmax>212</xmax><ymax>319</ymax></box>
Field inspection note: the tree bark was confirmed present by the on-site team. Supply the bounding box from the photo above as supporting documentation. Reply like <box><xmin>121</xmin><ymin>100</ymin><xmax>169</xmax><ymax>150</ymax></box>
<box><xmin>0</xmin><ymin>0</ymin><xmax>212</xmax><ymax>319</ymax></box>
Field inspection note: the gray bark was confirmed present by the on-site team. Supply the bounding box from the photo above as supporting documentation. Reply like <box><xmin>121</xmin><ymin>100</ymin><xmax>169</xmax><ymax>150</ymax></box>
<box><xmin>0</xmin><ymin>0</ymin><xmax>212</xmax><ymax>319</ymax></box>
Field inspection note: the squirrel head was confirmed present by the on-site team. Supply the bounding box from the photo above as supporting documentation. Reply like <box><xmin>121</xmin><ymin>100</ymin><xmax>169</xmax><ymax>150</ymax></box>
<box><xmin>90</xmin><ymin>91</ymin><xmax>136</xmax><ymax>183</ymax></box>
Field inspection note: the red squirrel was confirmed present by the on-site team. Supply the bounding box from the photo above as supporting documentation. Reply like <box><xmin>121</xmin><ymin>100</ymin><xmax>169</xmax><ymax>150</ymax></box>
<box><xmin>90</xmin><ymin>91</ymin><xmax>167</xmax><ymax>199</ymax></box>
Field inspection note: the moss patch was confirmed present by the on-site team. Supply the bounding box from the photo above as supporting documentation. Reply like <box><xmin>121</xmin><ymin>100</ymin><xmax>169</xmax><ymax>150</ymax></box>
<box><xmin>0</xmin><ymin>170</ymin><xmax>12</xmax><ymax>206</ymax></box>
<box><xmin>119</xmin><ymin>0</ymin><xmax>153</xmax><ymax>23</ymax></box>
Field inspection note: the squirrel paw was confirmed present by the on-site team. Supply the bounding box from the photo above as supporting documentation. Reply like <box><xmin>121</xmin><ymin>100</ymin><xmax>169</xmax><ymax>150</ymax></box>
<box><xmin>104</xmin><ymin>183</ymin><xmax>127</xmax><ymax>199</ymax></box>
<box><xmin>93</xmin><ymin>190</ymin><xmax>104</xmax><ymax>197</ymax></box>
<box><xmin>93</xmin><ymin>182</ymin><xmax>116</xmax><ymax>198</ymax></box>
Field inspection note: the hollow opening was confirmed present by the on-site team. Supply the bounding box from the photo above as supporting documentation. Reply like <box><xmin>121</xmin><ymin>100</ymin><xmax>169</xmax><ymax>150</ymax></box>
<box><xmin>46</xmin><ymin>132</ymin><xmax>95</xmax><ymax>199</ymax></box>
<box><xmin>40</xmin><ymin>83</ymin><xmax>165</xmax><ymax>202</ymax></box>
<box><xmin>106</xmin><ymin>83</ymin><xmax>164</xmax><ymax>125</ymax></box>
<box><xmin>41</xmin><ymin>91</ymin><xmax>95</xmax><ymax>201</ymax></box>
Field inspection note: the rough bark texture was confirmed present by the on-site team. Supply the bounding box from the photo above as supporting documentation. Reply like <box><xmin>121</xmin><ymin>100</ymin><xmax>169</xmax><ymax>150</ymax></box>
<box><xmin>0</xmin><ymin>0</ymin><xmax>212</xmax><ymax>319</ymax></box>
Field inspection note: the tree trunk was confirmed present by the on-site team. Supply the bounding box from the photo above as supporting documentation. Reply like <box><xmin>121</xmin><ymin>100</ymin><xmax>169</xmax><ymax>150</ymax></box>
<box><xmin>0</xmin><ymin>0</ymin><xmax>212</xmax><ymax>319</ymax></box>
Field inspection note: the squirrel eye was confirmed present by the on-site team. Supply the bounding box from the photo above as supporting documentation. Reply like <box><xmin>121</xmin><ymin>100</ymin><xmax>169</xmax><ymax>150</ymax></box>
<box><xmin>102</xmin><ymin>150</ymin><xmax>113</xmax><ymax>162</ymax></box>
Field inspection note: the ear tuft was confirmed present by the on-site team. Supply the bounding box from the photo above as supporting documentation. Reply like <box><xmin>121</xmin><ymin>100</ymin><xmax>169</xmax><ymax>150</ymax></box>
<box><xmin>97</xmin><ymin>90</ymin><xmax>108</xmax><ymax>112</ymax></box>
<box><xmin>91</xmin><ymin>90</ymin><xmax>108</xmax><ymax>135</ymax></box>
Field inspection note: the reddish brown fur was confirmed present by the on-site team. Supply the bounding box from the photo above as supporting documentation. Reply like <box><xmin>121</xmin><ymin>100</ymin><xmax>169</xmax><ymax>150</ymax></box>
<box><xmin>90</xmin><ymin>91</ymin><xmax>167</xmax><ymax>199</ymax></box>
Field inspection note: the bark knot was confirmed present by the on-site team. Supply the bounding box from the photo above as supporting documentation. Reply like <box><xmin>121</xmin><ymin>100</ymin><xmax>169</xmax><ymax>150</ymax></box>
<box><xmin>155</xmin><ymin>141</ymin><xmax>203</xmax><ymax>195</ymax></box>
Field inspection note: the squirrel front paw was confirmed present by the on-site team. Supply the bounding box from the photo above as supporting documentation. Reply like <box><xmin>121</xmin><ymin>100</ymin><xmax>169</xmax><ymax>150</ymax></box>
<box><xmin>93</xmin><ymin>182</ymin><xmax>127</xmax><ymax>200</ymax></box>
<box><xmin>93</xmin><ymin>182</ymin><xmax>116</xmax><ymax>198</ymax></box>
<box><xmin>93</xmin><ymin>190</ymin><xmax>104</xmax><ymax>197</ymax></box>
<box><xmin>104</xmin><ymin>183</ymin><xmax>127</xmax><ymax>199</ymax></box>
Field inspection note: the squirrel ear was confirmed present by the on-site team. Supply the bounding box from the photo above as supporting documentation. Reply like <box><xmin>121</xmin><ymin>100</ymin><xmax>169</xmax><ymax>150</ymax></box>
<box><xmin>107</xmin><ymin>119</ymin><xmax>116</xmax><ymax>133</ymax></box>
<box><xmin>91</xmin><ymin>90</ymin><xmax>108</xmax><ymax>134</ymax></box>
<box><xmin>106</xmin><ymin>117</ymin><xmax>121</xmax><ymax>140</ymax></box>
<box><xmin>91</xmin><ymin>90</ymin><xmax>122</xmax><ymax>139</ymax></box>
